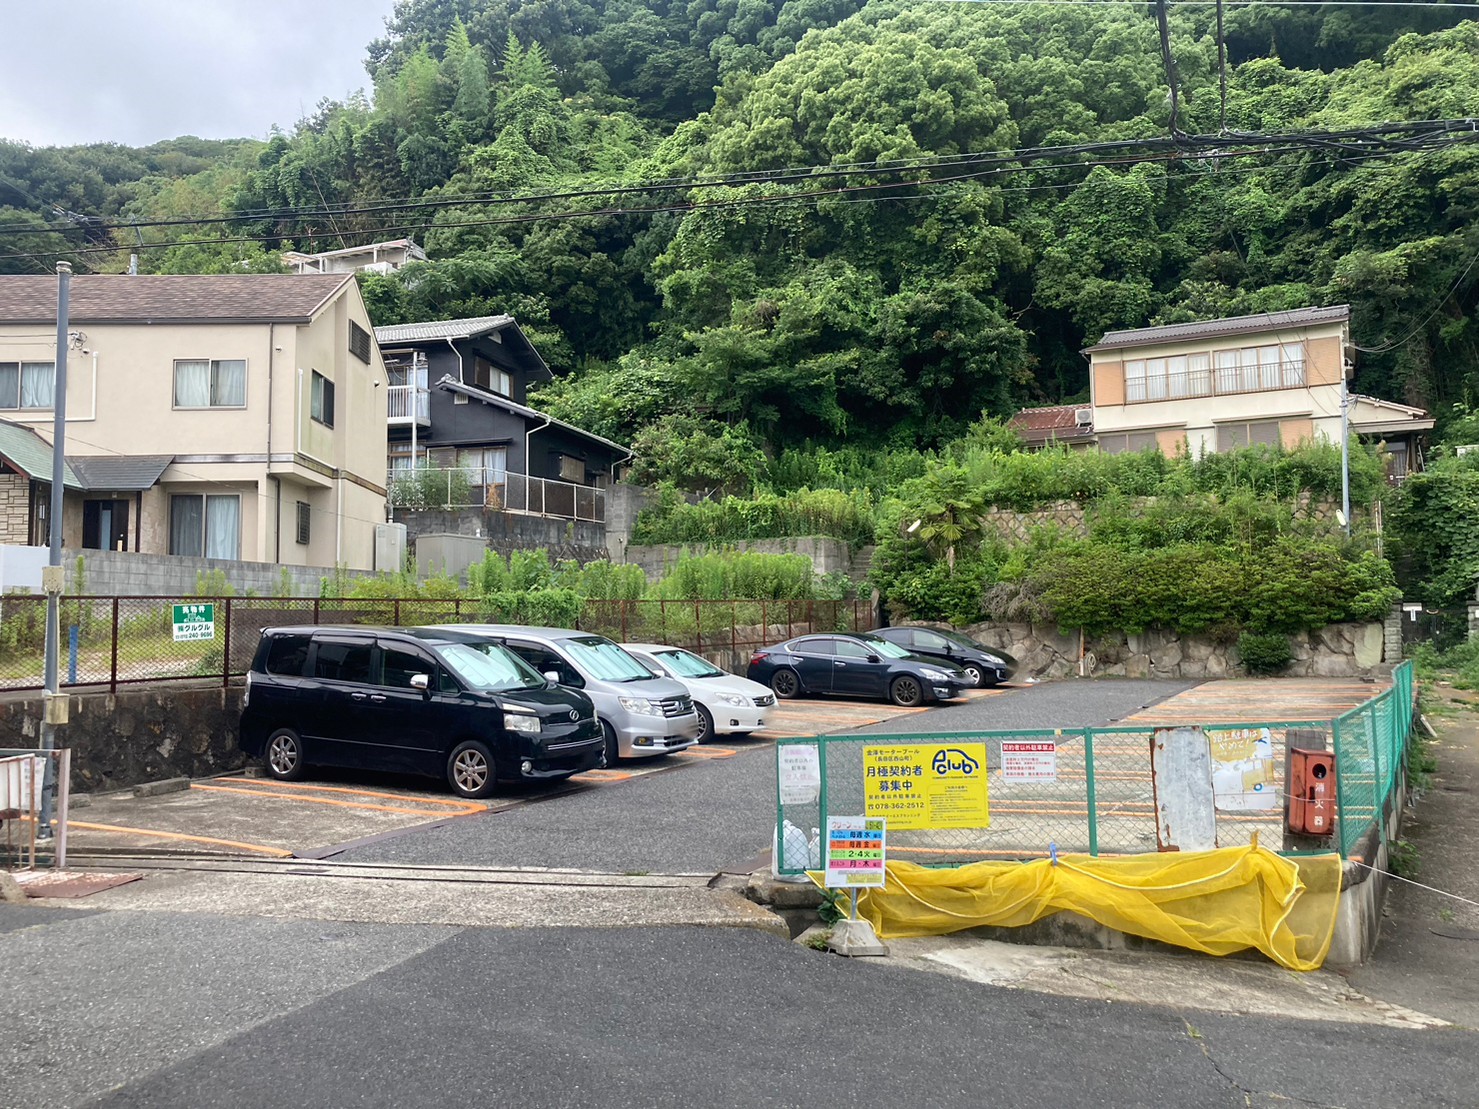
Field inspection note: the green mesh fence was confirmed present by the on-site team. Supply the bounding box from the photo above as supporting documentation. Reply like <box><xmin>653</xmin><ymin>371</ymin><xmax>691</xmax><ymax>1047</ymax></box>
<box><xmin>774</xmin><ymin>670</ymin><xmax>1416</xmax><ymax>876</ymax></box>
<box><xmin>1332</xmin><ymin>660</ymin><xmax>1416</xmax><ymax>856</ymax></box>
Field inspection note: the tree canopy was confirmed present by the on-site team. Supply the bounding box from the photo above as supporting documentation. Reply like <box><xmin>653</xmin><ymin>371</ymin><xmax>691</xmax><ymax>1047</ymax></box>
<box><xmin>4</xmin><ymin>1</ymin><xmax>1479</xmax><ymax>453</ymax></box>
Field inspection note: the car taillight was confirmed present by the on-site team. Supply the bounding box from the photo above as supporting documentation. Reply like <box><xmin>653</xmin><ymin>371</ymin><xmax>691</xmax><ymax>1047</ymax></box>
<box><xmin>750</xmin><ymin>651</ymin><xmax>769</xmax><ymax>665</ymax></box>
<box><xmin>243</xmin><ymin>671</ymin><xmax>252</xmax><ymax>708</ymax></box>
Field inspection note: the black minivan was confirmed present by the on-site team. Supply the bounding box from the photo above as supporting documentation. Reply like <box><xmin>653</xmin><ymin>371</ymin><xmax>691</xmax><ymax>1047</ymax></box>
<box><xmin>239</xmin><ymin>626</ymin><xmax>604</xmax><ymax>799</ymax></box>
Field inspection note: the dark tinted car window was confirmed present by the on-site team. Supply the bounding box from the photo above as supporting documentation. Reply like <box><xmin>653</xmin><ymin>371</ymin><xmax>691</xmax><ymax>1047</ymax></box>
<box><xmin>793</xmin><ymin>638</ymin><xmax>833</xmax><ymax>655</ymax></box>
<box><xmin>505</xmin><ymin>642</ymin><xmax>583</xmax><ymax>687</ymax></box>
<box><xmin>914</xmin><ymin>630</ymin><xmax>947</xmax><ymax>650</ymax></box>
<box><xmin>382</xmin><ymin>646</ymin><xmax>433</xmax><ymax>689</ymax></box>
<box><xmin>263</xmin><ymin>634</ymin><xmax>310</xmax><ymax>676</ymax></box>
<box><xmin>314</xmin><ymin>641</ymin><xmax>373</xmax><ymax>683</ymax></box>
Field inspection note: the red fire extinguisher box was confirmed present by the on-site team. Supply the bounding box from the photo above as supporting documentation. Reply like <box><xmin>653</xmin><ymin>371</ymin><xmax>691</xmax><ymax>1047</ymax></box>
<box><xmin>1287</xmin><ymin>747</ymin><xmax>1337</xmax><ymax>837</ymax></box>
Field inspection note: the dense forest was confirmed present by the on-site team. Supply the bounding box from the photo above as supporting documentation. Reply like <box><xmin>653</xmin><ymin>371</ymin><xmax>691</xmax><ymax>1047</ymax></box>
<box><xmin>4</xmin><ymin>0</ymin><xmax>1479</xmax><ymax>470</ymax></box>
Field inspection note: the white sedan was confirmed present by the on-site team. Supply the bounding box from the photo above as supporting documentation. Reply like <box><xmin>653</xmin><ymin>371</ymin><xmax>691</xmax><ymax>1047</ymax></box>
<box><xmin>622</xmin><ymin>643</ymin><xmax>775</xmax><ymax>743</ymax></box>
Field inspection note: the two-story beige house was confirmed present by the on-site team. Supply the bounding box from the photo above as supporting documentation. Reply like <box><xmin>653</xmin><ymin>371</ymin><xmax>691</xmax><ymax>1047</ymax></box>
<box><xmin>0</xmin><ymin>274</ymin><xmax>388</xmax><ymax>569</ymax></box>
<box><xmin>1085</xmin><ymin>305</ymin><xmax>1432</xmax><ymax>476</ymax></box>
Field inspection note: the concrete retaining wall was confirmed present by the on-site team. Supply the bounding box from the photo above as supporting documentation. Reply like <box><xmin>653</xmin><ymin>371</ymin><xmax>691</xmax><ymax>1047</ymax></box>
<box><xmin>0</xmin><ymin>683</ymin><xmax>246</xmax><ymax>793</ymax></box>
<box><xmin>391</xmin><ymin>508</ymin><xmax>607</xmax><ymax>566</ymax></box>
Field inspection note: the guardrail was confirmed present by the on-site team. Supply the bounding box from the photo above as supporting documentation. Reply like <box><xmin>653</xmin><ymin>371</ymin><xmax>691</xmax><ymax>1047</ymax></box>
<box><xmin>387</xmin><ymin>468</ymin><xmax>606</xmax><ymax>523</ymax></box>
<box><xmin>0</xmin><ymin>594</ymin><xmax>874</xmax><ymax>692</ymax></box>
<box><xmin>774</xmin><ymin>661</ymin><xmax>1415</xmax><ymax>872</ymax></box>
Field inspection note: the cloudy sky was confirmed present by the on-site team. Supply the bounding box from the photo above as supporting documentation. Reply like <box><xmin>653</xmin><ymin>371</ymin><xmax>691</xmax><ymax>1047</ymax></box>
<box><xmin>1</xmin><ymin>0</ymin><xmax>399</xmax><ymax>148</ymax></box>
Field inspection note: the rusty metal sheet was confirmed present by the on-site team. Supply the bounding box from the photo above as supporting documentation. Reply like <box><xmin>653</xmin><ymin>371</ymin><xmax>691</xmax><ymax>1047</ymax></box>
<box><xmin>1151</xmin><ymin>726</ymin><xmax>1217</xmax><ymax>852</ymax></box>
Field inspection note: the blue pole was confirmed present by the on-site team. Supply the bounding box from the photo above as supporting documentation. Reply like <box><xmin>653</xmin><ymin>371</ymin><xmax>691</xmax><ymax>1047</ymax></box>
<box><xmin>68</xmin><ymin>625</ymin><xmax>78</xmax><ymax>685</ymax></box>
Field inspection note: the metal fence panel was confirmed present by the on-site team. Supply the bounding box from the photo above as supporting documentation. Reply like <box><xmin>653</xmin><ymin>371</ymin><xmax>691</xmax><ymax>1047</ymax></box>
<box><xmin>778</xmin><ymin>716</ymin><xmax>1362</xmax><ymax>875</ymax></box>
<box><xmin>0</xmin><ymin>594</ymin><xmax>874</xmax><ymax>690</ymax></box>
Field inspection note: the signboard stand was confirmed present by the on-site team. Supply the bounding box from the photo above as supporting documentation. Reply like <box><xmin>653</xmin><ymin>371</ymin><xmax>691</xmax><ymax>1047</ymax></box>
<box><xmin>823</xmin><ymin>815</ymin><xmax>889</xmax><ymax>958</ymax></box>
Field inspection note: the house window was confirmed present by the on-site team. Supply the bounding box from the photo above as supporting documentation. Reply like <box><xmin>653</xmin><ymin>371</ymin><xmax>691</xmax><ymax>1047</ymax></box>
<box><xmin>1126</xmin><ymin>342</ymin><xmax>1304</xmax><ymax>403</ymax></box>
<box><xmin>1217</xmin><ymin>420</ymin><xmax>1282</xmax><ymax>450</ymax></box>
<box><xmin>471</xmin><ymin>357</ymin><xmax>511</xmax><ymax>397</ymax></box>
<box><xmin>388</xmin><ymin>444</ymin><xmax>417</xmax><ymax>474</ymax></box>
<box><xmin>0</xmin><ymin>362</ymin><xmax>56</xmax><ymax>409</ymax></box>
<box><xmin>311</xmin><ymin>371</ymin><xmax>335</xmax><ymax>428</ymax></box>
<box><xmin>1098</xmin><ymin>431</ymin><xmax>1160</xmax><ymax>454</ymax></box>
<box><xmin>173</xmin><ymin>359</ymin><xmax>246</xmax><ymax>408</ymax></box>
<box><xmin>296</xmin><ymin>501</ymin><xmax>311</xmax><ymax>545</ymax></box>
<box><xmin>169</xmin><ymin>494</ymin><xmax>241</xmax><ymax>559</ymax></box>
<box><xmin>349</xmin><ymin>321</ymin><xmax>372</xmax><ymax>365</ymax></box>
<box><xmin>458</xmin><ymin>446</ymin><xmax>508</xmax><ymax>506</ymax></box>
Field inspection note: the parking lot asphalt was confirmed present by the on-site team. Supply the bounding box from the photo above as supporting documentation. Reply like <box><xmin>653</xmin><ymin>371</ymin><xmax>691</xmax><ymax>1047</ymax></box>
<box><xmin>332</xmin><ymin>678</ymin><xmax>1198</xmax><ymax>875</ymax></box>
<box><xmin>4</xmin><ymin>909</ymin><xmax>1474</xmax><ymax>1109</ymax></box>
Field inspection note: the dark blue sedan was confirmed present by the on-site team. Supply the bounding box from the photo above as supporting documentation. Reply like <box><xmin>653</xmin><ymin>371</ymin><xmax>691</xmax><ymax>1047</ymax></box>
<box><xmin>746</xmin><ymin>632</ymin><xmax>971</xmax><ymax>707</ymax></box>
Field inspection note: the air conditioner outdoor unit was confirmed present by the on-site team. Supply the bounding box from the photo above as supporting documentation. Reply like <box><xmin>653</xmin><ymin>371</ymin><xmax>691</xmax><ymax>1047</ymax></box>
<box><xmin>1074</xmin><ymin>408</ymin><xmax>1093</xmax><ymax>427</ymax></box>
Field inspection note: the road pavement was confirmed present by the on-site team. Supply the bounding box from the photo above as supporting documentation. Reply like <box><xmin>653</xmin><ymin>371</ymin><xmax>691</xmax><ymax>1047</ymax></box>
<box><xmin>332</xmin><ymin>679</ymin><xmax>1195</xmax><ymax>874</ymax></box>
<box><xmin>1</xmin><ymin>905</ymin><xmax>1472</xmax><ymax>1109</ymax></box>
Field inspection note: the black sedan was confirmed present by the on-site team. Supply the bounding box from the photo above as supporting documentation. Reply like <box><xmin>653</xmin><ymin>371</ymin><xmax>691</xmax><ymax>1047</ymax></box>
<box><xmin>747</xmin><ymin>632</ymin><xmax>971</xmax><ymax>707</ymax></box>
<box><xmin>869</xmin><ymin>626</ymin><xmax>1017</xmax><ymax>687</ymax></box>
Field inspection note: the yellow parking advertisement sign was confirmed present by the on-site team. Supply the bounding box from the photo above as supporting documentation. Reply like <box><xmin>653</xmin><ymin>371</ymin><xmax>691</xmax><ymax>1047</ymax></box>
<box><xmin>863</xmin><ymin>744</ymin><xmax>990</xmax><ymax>831</ymax></box>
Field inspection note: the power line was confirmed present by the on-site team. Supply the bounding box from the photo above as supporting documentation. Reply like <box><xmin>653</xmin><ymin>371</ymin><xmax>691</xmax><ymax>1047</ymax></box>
<box><xmin>1</xmin><ymin>119</ymin><xmax>1473</xmax><ymax>242</ymax></box>
<box><xmin>0</xmin><ymin>140</ymin><xmax>1452</xmax><ymax>268</ymax></box>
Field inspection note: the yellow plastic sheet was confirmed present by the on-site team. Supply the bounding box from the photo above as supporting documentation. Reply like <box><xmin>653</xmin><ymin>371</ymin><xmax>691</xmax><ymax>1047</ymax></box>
<box><xmin>812</xmin><ymin>844</ymin><xmax>1342</xmax><ymax>971</ymax></box>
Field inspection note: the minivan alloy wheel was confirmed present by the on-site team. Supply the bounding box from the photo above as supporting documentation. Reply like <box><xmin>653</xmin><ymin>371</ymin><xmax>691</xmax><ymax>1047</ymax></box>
<box><xmin>265</xmin><ymin>728</ymin><xmax>305</xmax><ymax>781</ymax></box>
<box><xmin>447</xmin><ymin>740</ymin><xmax>497</xmax><ymax>799</ymax></box>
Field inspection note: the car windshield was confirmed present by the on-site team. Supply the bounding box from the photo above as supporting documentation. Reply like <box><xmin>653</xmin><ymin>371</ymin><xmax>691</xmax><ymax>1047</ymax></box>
<box><xmin>436</xmin><ymin>642</ymin><xmax>546</xmax><ymax>692</ymax></box>
<box><xmin>564</xmin><ymin>637</ymin><xmax>655</xmax><ymax>682</ymax></box>
<box><xmin>857</xmin><ymin>636</ymin><xmax>912</xmax><ymax>659</ymax></box>
<box><xmin>653</xmin><ymin>649</ymin><xmax>725</xmax><ymax>678</ymax></box>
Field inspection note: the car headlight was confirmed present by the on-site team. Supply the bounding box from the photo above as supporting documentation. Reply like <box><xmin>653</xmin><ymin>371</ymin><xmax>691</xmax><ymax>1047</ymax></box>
<box><xmin>501</xmin><ymin>706</ymin><xmax>541</xmax><ymax>735</ymax></box>
<box><xmin>920</xmin><ymin>668</ymin><xmax>951</xmax><ymax>681</ymax></box>
<box><xmin>980</xmin><ymin>654</ymin><xmax>1004</xmax><ymax>666</ymax></box>
<box><xmin>717</xmin><ymin>693</ymin><xmax>750</xmax><ymax>707</ymax></box>
<box><xmin>618</xmin><ymin>696</ymin><xmax>662</xmax><ymax>716</ymax></box>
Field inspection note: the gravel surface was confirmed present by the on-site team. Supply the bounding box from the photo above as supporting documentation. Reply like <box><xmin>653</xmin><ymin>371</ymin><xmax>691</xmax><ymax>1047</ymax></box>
<box><xmin>336</xmin><ymin>679</ymin><xmax>1195</xmax><ymax>874</ymax></box>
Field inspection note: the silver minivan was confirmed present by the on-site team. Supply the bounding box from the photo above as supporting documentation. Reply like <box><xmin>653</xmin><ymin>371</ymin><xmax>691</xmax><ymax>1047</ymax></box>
<box><xmin>432</xmin><ymin>626</ymin><xmax>702</xmax><ymax>765</ymax></box>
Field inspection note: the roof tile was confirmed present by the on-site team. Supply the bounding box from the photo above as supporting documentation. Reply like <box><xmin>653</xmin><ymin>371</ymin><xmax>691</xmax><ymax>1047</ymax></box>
<box><xmin>0</xmin><ymin>274</ymin><xmax>353</xmax><ymax>325</ymax></box>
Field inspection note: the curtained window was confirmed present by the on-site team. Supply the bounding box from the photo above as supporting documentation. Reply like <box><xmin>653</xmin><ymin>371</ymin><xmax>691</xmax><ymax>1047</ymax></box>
<box><xmin>169</xmin><ymin>494</ymin><xmax>241</xmax><ymax>559</ymax></box>
<box><xmin>174</xmin><ymin>360</ymin><xmax>246</xmax><ymax>407</ymax></box>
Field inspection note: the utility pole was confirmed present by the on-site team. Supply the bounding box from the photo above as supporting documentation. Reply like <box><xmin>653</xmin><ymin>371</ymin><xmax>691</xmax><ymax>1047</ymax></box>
<box><xmin>38</xmin><ymin>261</ymin><xmax>72</xmax><ymax>839</ymax></box>
<box><xmin>1341</xmin><ymin>359</ymin><xmax>1352</xmax><ymax>538</ymax></box>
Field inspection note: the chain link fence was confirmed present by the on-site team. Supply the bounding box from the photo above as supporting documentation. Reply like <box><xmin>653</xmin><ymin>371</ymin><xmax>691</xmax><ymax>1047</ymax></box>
<box><xmin>1332</xmin><ymin>660</ymin><xmax>1415</xmax><ymax>857</ymax></box>
<box><xmin>774</xmin><ymin>668</ymin><xmax>1415</xmax><ymax>874</ymax></box>
<box><xmin>0</xmin><ymin>594</ymin><xmax>874</xmax><ymax>692</ymax></box>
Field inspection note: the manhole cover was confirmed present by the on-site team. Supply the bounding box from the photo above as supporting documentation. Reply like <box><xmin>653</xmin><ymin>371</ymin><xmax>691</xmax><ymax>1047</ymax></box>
<box><xmin>1430</xmin><ymin>925</ymin><xmax>1479</xmax><ymax>942</ymax></box>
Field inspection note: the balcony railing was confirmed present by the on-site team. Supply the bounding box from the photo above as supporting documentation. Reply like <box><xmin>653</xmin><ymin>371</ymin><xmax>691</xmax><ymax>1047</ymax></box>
<box><xmin>388</xmin><ymin>467</ymin><xmax>605</xmax><ymax>523</ymax></box>
<box><xmin>387</xmin><ymin>384</ymin><xmax>430</xmax><ymax>424</ymax></box>
<box><xmin>1126</xmin><ymin>360</ymin><xmax>1306</xmax><ymax>404</ymax></box>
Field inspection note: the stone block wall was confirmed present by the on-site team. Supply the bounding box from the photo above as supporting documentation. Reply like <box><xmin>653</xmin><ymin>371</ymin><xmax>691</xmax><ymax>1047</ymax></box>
<box><xmin>926</xmin><ymin>619</ymin><xmax>1391</xmax><ymax>681</ymax></box>
<box><xmin>0</xmin><ymin>473</ymin><xmax>30</xmax><ymax>545</ymax></box>
<box><xmin>0</xmin><ymin>684</ymin><xmax>247</xmax><ymax>793</ymax></box>
<box><xmin>65</xmin><ymin>549</ymin><xmax>376</xmax><ymax>598</ymax></box>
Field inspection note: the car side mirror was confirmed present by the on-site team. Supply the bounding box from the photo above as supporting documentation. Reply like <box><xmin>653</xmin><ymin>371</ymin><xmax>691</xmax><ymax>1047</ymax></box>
<box><xmin>410</xmin><ymin>673</ymin><xmax>430</xmax><ymax>694</ymax></box>
<box><xmin>543</xmin><ymin>670</ymin><xmax>562</xmax><ymax>684</ymax></box>
<box><xmin>866</xmin><ymin>654</ymin><xmax>880</xmax><ymax>663</ymax></box>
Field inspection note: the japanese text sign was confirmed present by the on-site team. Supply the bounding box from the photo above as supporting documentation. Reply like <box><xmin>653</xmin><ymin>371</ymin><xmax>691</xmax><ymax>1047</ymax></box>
<box><xmin>863</xmin><ymin>744</ymin><xmax>990</xmax><ymax>831</ymax></box>
<box><xmin>824</xmin><ymin>816</ymin><xmax>886</xmax><ymax>888</ymax></box>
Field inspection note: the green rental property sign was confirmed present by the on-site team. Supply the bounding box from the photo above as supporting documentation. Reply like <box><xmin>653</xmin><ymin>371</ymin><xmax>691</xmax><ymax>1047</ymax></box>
<box><xmin>171</xmin><ymin>603</ymin><xmax>215</xmax><ymax>642</ymax></box>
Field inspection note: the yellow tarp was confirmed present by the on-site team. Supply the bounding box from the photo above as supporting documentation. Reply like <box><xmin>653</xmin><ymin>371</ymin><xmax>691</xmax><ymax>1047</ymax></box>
<box><xmin>811</xmin><ymin>844</ymin><xmax>1342</xmax><ymax>971</ymax></box>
